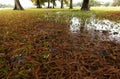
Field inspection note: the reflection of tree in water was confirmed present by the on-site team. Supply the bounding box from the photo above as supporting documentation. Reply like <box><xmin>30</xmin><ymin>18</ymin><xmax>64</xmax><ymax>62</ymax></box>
<box><xmin>70</xmin><ymin>17</ymin><xmax>120</xmax><ymax>43</ymax></box>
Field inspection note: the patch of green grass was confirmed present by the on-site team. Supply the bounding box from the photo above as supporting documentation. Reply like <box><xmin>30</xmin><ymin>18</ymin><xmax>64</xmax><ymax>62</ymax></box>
<box><xmin>0</xmin><ymin>7</ymin><xmax>120</xmax><ymax>22</ymax></box>
<box><xmin>91</xmin><ymin>7</ymin><xmax>120</xmax><ymax>11</ymax></box>
<box><xmin>0</xmin><ymin>57</ymin><xmax>5</xmax><ymax>64</ymax></box>
<box><xmin>0</xmin><ymin>68</ymin><xmax>8</xmax><ymax>77</ymax></box>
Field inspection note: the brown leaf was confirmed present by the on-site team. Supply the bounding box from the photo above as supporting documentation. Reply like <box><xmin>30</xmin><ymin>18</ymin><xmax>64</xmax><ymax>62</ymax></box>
<box><xmin>0</xmin><ymin>53</ymin><xmax>5</xmax><ymax>57</ymax></box>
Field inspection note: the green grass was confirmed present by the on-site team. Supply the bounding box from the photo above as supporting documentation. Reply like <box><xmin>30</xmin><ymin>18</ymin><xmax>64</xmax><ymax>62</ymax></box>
<box><xmin>0</xmin><ymin>7</ymin><xmax>120</xmax><ymax>21</ymax></box>
<box><xmin>91</xmin><ymin>6</ymin><xmax>120</xmax><ymax>11</ymax></box>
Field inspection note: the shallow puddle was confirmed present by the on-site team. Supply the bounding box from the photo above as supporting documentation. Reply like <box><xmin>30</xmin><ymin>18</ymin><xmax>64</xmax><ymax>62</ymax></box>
<box><xmin>70</xmin><ymin>17</ymin><xmax>81</xmax><ymax>33</ymax></box>
<box><xmin>70</xmin><ymin>17</ymin><xmax>120</xmax><ymax>43</ymax></box>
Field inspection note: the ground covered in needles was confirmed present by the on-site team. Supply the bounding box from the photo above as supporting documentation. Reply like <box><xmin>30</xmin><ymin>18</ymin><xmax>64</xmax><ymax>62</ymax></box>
<box><xmin>0</xmin><ymin>9</ymin><xmax>120</xmax><ymax>79</ymax></box>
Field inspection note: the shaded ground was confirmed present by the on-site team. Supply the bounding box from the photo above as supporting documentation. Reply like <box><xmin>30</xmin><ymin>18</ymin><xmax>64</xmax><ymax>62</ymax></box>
<box><xmin>0</xmin><ymin>9</ymin><xmax>120</xmax><ymax>79</ymax></box>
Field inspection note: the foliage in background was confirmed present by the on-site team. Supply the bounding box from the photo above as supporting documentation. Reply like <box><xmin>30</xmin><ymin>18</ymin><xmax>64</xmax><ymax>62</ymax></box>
<box><xmin>0</xmin><ymin>4</ymin><xmax>13</xmax><ymax>8</ymax></box>
<box><xmin>89</xmin><ymin>0</ymin><xmax>101</xmax><ymax>6</ymax></box>
<box><xmin>112</xmin><ymin>0</ymin><xmax>120</xmax><ymax>6</ymax></box>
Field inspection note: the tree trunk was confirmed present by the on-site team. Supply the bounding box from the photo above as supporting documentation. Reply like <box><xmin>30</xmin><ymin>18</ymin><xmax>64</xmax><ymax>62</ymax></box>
<box><xmin>36</xmin><ymin>0</ymin><xmax>42</xmax><ymax>8</ymax></box>
<box><xmin>14</xmin><ymin>0</ymin><xmax>24</xmax><ymax>10</ymax></box>
<box><xmin>48</xmin><ymin>0</ymin><xmax>50</xmax><ymax>8</ymax></box>
<box><xmin>81</xmin><ymin>0</ymin><xmax>90</xmax><ymax>11</ymax></box>
<box><xmin>52</xmin><ymin>1</ymin><xmax>55</xmax><ymax>8</ymax></box>
<box><xmin>69</xmin><ymin>0</ymin><xmax>73</xmax><ymax>9</ymax></box>
<box><xmin>61</xmin><ymin>0</ymin><xmax>64</xmax><ymax>8</ymax></box>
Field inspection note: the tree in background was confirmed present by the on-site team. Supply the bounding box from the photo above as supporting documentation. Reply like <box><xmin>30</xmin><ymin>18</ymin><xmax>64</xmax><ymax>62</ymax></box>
<box><xmin>112</xmin><ymin>0</ymin><xmax>120</xmax><ymax>6</ymax></box>
<box><xmin>73</xmin><ymin>2</ymin><xmax>82</xmax><ymax>7</ymax></box>
<box><xmin>36</xmin><ymin>0</ymin><xmax>42</xmax><ymax>8</ymax></box>
<box><xmin>104</xmin><ymin>2</ymin><xmax>110</xmax><ymax>6</ymax></box>
<box><xmin>89</xmin><ymin>0</ymin><xmax>94</xmax><ymax>6</ymax></box>
<box><xmin>33</xmin><ymin>0</ymin><xmax>42</xmax><ymax>8</ymax></box>
<box><xmin>81</xmin><ymin>0</ymin><xmax>90</xmax><ymax>11</ymax></box>
<box><xmin>14</xmin><ymin>0</ymin><xmax>24</xmax><ymax>10</ymax></box>
<box><xmin>48</xmin><ymin>0</ymin><xmax>50</xmax><ymax>8</ymax></box>
<box><xmin>0</xmin><ymin>4</ymin><xmax>13</xmax><ymax>8</ymax></box>
<box><xmin>51</xmin><ymin>0</ymin><xmax>56</xmax><ymax>8</ymax></box>
<box><xmin>59</xmin><ymin>0</ymin><xmax>69</xmax><ymax>8</ymax></box>
<box><xmin>47</xmin><ymin>0</ymin><xmax>56</xmax><ymax>8</ymax></box>
<box><xmin>31</xmin><ymin>0</ymin><xmax>42</xmax><ymax>8</ymax></box>
<box><xmin>89</xmin><ymin>0</ymin><xmax>101</xmax><ymax>6</ymax></box>
<box><xmin>61</xmin><ymin>0</ymin><xmax>64</xmax><ymax>8</ymax></box>
<box><xmin>31</xmin><ymin>0</ymin><xmax>56</xmax><ymax>8</ymax></box>
<box><xmin>69</xmin><ymin>0</ymin><xmax>73</xmax><ymax>9</ymax></box>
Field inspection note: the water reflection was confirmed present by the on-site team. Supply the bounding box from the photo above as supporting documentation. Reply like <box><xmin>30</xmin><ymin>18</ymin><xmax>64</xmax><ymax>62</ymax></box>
<box><xmin>70</xmin><ymin>17</ymin><xmax>81</xmax><ymax>33</ymax></box>
<box><xmin>70</xmin><ymin>17</ymin><xmax>120</xmax><ymax>43</ymax></box>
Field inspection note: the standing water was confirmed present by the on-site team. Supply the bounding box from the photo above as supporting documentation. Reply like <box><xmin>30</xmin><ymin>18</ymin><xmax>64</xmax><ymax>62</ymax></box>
<box><xmin>70</xmin><ymin>17</ymin><xmax>120</xmax><ymax>43</ymax></box>
<box><xmin>70</xmin><ymin>17</ymin><xmax>81</xmax><ymax>33</ymax></box>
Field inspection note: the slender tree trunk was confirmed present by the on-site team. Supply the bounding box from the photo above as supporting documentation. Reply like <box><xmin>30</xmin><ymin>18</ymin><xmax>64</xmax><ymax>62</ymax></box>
<box><xmin>36</xmin><ymin>0</ymin><xmax>42</xmax><ymax>8</ymax></box>
<box><xmin>69</xmin><ymin>0</ymin><xmax>73</xmax><ymax>9</ymax></box>
<box><xmin>52</xmin><ymin>1</ymin><xmax>55</xmax><ymax>8</ymax></box>
<box><xmin>48</xmin><ymin>0</ymin><xmax>50</xmax><ymax>8</ymax></box>
<box><xmin>61</xmin><ymin>0</ymin><xmax>64</xmax><ymax>8</ymax></box>
<box><xmin>52</xmin><ymin>0</ymin><xmax>56</xmax><ymax>8</ymax></box>
<box><xmin>14</xmin><ymin>0</ymin><xmax>24</xmax><ymax>10</ymax></box>
<box><xmin>81</xmin><ymin>0</ymin><xmax>90</xmax><ymax>11</ymax></box>
<box><xmin>53</xmin><ymin>5</ymin><xmax>54</xmax><ymax>8</ymax></box>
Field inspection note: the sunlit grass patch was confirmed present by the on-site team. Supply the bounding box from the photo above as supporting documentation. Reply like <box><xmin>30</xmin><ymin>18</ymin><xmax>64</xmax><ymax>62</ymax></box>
<box><xmin>91</xmin><ymin>7</ymin><xmax>120</xmax><ymax>11</ymax></box>
<box><xmin>0</xmin><ymin>7</ymin><xmax>120</xmax><ymax>21</ymax></box>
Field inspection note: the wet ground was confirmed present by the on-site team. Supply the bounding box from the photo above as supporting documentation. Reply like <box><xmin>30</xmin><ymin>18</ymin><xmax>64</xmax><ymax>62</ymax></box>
<box><xmin>70</xmin><ymin>17</ymin><xmax>120</xmax><ymax>43</ymax></box>
<box><xmin>0</xmin><ymin>10</ymin><xmax>120</xmax><ymax>79</ymax></box>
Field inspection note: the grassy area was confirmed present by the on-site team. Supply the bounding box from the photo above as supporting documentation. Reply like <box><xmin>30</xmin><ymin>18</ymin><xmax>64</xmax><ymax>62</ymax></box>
<box><xmin>0</xmin><ymin>8</ymin><xmax>120</xmax><ymax>79</ymax></box>
<box><xmin>91</xmin><ymin>7</ymin><xmax>120</xmax><ymax>11</ymax></box>
<box><xmin>1</xmin><ymin>7</ymin><xmax>120</xmax><ymax>21</ymax></box>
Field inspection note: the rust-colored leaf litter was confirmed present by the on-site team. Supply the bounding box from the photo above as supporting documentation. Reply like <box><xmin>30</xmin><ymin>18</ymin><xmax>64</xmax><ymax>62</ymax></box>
<box><xmin>0</xmin><ymin>10</ymin><xmax>120</xmax><ymax>79</ymax></box>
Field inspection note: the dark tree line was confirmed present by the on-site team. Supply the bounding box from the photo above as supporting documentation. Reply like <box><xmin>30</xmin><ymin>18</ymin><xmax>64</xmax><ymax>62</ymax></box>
<box><xmin>14</xmin><ymin>0</ymin><xmax>90</xmax><ymax>11</ymax></box>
